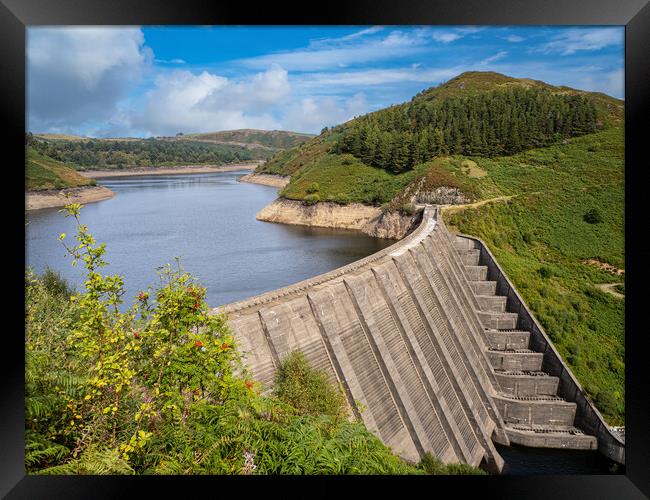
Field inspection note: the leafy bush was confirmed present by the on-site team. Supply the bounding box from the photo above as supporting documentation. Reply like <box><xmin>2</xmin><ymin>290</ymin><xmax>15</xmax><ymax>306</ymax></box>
<box><xmin>418</xmin><ymin>452</ymin><xmax>485</xmax><ymax>475</ymax></box>
<box><xmin>583</xmin><ymin>208</ymin><xmax>604</xmax><ymax>224</ymax></box>
<box><xmin>273</xmin><ymin>351</ymin><xmax>347</xmax><ymax>418</ymax></box>
<box><xmin>398</xmin><ymin>203</ymin><xmax>416</xmax><ymax>216</ymax></box>
<box><xmin>303</xmin><ymin>193</ymin><xmax>320</xmax><ymax>205</ymax></box>
<box><xmin>306</xmin><ymin>182</ymin><xmax>320</xmax><ymax>194</ymax></box>
<box><xmin>594</xmin><ymin>390</ymin><xmax>619</xmax><ymax>418</ymax></box>
<box><xmin>40</xmin><ymin>265</ymin><xmax>74</xmax><ymax>298</ymax></box>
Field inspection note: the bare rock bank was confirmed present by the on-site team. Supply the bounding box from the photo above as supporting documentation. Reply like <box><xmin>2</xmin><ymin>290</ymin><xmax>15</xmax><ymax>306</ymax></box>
<box><xmin>256</xmin><ymin>198</ymin><xmax>419</xmax><ymax>240</ymax></box>
<box><xmin>26</xmin><ymin>186</ymin><xmax>115</xmax><ymax>211</ymax></box>
<box><xmin>239</xmin><ymin>173</ymin><xmax>290</xmax><ymax>188</ymax></box>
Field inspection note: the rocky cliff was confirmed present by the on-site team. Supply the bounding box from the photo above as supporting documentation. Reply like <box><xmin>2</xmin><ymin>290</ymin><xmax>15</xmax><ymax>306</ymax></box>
<box><xmin>256</xmin><ymin>198</ymin><xmax>419</xmax><ymax>240</ymax></box>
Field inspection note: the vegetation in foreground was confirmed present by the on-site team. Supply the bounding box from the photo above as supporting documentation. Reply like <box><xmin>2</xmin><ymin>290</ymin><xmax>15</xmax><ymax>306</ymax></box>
<box><xmin>25</xmin><ymin>205</ymin><xmax>484</xmax><ymax>475</ymax></box>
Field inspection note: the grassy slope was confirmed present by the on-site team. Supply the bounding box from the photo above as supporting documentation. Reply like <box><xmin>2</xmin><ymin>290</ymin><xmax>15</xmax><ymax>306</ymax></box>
<box><xmin>26</xmin><ymin>148</ymin><xmax>94</xmax><ymax>191</ymax></box>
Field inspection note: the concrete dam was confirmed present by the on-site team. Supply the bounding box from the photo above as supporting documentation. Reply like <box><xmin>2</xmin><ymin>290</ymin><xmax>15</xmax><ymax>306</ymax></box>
<box><xmin>215</xmin><ymin>205</ymin><xmax>625</xmax><ymax>472</ymax></box>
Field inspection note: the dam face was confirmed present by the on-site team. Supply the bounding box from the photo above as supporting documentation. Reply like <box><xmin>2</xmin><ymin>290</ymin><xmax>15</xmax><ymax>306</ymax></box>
<box><xmin>215</xmin><ymin>206</ymin><xmax>624</xmax><ymax>471</ymax></box>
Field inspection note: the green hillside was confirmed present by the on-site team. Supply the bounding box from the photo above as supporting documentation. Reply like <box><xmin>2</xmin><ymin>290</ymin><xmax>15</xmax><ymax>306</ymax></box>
<box><xmin>259</xmin><ymin>71</ymin><xmax>622</xmax><ymax>197</ymax></box>
<box><xmin>30</xmin><ymin>129</ymin><xmax>313</xmax><ymax>170</ymax></box>
<box><xmin>257</xmin><ymin>71</ymin><xmax>625</xmax><ymax>424</ymax></box>
<box><xmin>182</xmin><ymin>129</ymin><xmax>314</xmax><ymax>150</ymax></box>
<box><xmin>26</xmin><ymin>148</ymin><xmax>95</xmax><ymax>191</ymax></box>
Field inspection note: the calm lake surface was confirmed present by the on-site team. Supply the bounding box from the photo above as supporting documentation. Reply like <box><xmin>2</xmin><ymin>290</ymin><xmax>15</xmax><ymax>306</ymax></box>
<box><xmin>24</xmin><ymin>170</ymin><xmax>621</xmax><ymax>475</ymax></box>
<box><xmin>25</xmin><ymin>171</ymin><xmax>393</xmax><ymax>308</ymax></box>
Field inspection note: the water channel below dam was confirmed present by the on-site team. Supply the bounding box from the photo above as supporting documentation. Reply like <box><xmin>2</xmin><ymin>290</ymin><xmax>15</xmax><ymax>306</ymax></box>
<box><xmin>24</xmin><ymin>170</ymin><xmax>621</xmax><ymax>475</ymax></box>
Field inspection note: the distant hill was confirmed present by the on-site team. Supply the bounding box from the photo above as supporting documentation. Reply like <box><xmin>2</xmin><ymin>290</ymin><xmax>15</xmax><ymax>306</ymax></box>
<box><xmin>26</xmin><ymin>147</ymin><xmax>95</xmax><ymax>191</ymax></box>
<box><xmin>259</xmin><ymin>71</ymin><xmax>623</xmax><ymax>184</ymax></box>
<box><xmin>31</xmin><ymin>129</ymin><xmax>313</xmax><ymax>170</ymax></box>
<box><xmin>178</xmin><ymin>129</ymin><xmax>314</xmax><ymax>150</ymax></box>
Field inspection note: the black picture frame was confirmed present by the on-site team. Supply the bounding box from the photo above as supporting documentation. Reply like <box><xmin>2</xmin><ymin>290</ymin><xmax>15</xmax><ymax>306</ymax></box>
<box><xmin>3</xmin><ymin>1</ymin><xmax>649</xmax><ymax>497</ymax></box>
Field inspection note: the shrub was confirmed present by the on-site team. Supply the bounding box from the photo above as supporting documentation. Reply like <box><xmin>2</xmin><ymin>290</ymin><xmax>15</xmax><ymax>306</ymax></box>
<box><xmin>594</xmin><ymin>390</ymin><xmax>618</xmax><ymax>417</ymax></box>
<box><xmin>419</xmin><ymin>452</ymin><xmax>445</xmax><ymax>474</ymax></box>
<box><xmin>583</xmin><ymin>208</ymin><xmax>604</xmax><ymax>224</ymax></box>
<box><xmin>537</xmin><ymin>266</ymin><xmax>553</xmax><ymax>279</ymax></box>
<box><xmin>398</xmin><ymin>203</ymin><xmax>416</xmax><ymax>216</ymax></box>
<box><xmin>273</xmin><ymin>351</ymin><xmax>347</xmax><ymax>418</ymax></box>
<box><xmin>303</xmin><ymin>193</ymin><xmax>320</xmax><ymax>205</ymax></box>
<box><xmin>418</xmin><ymin>452</ymin><xmax>486</xmax><ymax>475</ymax></box>
<box><xmin>306</xmin><ymin>182</ymin><xmax>320</xmax><ymax>194</ymax></box>
<box><xmin>40</xmin><ymin>265</ymin><xmax>74</xmax><ymax>298</ymax></box>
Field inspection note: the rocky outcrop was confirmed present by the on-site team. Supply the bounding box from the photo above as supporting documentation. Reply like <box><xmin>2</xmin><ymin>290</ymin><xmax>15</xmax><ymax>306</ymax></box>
<box><xmin>416</xmin><ymin>186</ymin><xmax>469</xmax><ymax>205</ymax></box>
<box><xmin>361</xmin><ymin>210</ymin><xmax>421</xmax><ymax>239</ymax></box>
<box><xmin>256</xmin><ymin>198</ymin><xmax>419</xmax><ymax>239</ymax></box>
<box><xmin>239</xmin><ymin>173</ymin><xmax>290</xmax><ymax>188</ymax></box>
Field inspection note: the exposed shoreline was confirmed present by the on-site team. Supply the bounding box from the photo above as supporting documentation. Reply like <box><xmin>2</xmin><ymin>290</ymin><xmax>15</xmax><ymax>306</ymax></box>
<box><xmin>256</xmin><ymin>198</ymin><xmax>419</xmax><ymax>240</ymax></box>
<box><xmin>26</xmin><ymin>185</ymin><xmax>116</xmax><ymax>211</ymax></box>
<box><xmin>238</xmin><ymin>172</ymin><xmax>290</xmax><ymax>188</ymax></box>
<box><xmin>78</xmin><ymin>163</ymin><xmax>260</xmax><ymax>179</ymax></box>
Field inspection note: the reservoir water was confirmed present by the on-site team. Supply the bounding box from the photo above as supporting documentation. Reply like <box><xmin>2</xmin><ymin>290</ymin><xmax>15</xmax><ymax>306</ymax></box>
<box><xmin>25</xmin><ymin>171</ymin><xmax>393</xmax><ymax>308</ymax></box>
<box><xmin>24</xmin><ymin>169</ymin><xmax>621</xmax><ymax>475</ymax></box>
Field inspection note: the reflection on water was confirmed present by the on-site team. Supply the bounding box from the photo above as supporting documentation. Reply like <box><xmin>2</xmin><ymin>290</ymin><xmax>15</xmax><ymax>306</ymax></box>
<box><xmin>25</xmin><ymin>171</ymin><xmax>393</xmax><ymax>308</ymax></box>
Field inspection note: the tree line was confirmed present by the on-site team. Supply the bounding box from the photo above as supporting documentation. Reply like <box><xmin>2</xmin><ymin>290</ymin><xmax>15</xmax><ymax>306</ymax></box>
<box><xmin>26</xmin><ymin>135</ymin><xmax>266</xmax><ymax>169</ymax></box>
<box><xmin>334</xmin><ymin>87</ymin><xmax>599</xmax><ymax>173</ymax></box>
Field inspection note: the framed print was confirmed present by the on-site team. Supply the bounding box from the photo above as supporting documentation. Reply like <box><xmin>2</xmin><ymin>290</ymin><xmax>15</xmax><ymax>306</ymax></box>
<box><xmin>3</xmin><ymin>0</ymin><xmax>649</xmax><ymax>497</ymax></box>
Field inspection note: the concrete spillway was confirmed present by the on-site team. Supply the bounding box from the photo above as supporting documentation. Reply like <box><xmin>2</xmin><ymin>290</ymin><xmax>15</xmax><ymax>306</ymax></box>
<box><xmin>215</xmin><ymin>205</ymin><xmax>624</xmax><ymax>471</ymax></box>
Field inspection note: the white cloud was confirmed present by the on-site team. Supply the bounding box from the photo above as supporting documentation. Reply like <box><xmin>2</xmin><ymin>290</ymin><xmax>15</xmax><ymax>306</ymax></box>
<box><xmin>310</xmin><ymin>26</ymin><xmax>385</xmax><ymax>47</ymax></box>
<box><xmin>479</xmin><ymin>50</ymin><xmax>508</xmax><ymax>66</ymax></box>
<box><xmin>432</xmin><ymin>32</ymin><xmax>461</xmax><ymax>44</ymax></box>
<box><xmin>296</xmin><ymin>67</ymin><xmax>460</xmax><ymax>88</ymax></box>
<box><xmin>538</xmin><ymin>28</ymin><xmax>623</xmax><ymax>55</ymax></box>
<box><xmin>282</xmin><ymin>93</ymin><xmax>369</xmax><ymax>133</ymax></box>
<box><xmin>237</xmin><ymin>30</ymin><xmax>430</xmax><ymax>71</ymax></box>
<box><xmin>455</xmin><ymin>26</ymin><xmax>487</xmax><ymax>34</ymax></box>
<box><xmin>134</xmin><ymin>66</ymin><xmax>290</xmax><ymax>136</ymax></box>
<box><xmin>155</xmin><ymin>58</ymin><xmax>186</xmax><ymax>64</ymax></box>
<box><xmin>28</xmin><ymin>27</ymin><xmax>152</xmax><ymax>131</ymax></box>
<box><xmin>505</xmin><ymin>35</ymin><xmax>524</xmax><ymax>43</ymax></box>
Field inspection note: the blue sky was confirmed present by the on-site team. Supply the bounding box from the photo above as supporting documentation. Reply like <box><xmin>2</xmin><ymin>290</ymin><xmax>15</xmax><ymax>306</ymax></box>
<box><xmin>27</xmin><ymin>25</ymin><xmax>624</xmax><ymax>137</ymax></box>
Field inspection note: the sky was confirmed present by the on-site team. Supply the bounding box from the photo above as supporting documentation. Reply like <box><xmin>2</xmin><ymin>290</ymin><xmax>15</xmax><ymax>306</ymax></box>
<box><xmin>27</xmin><ymin>25</ymin><xmax>624</xmax><ymax>137</ymax></box>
